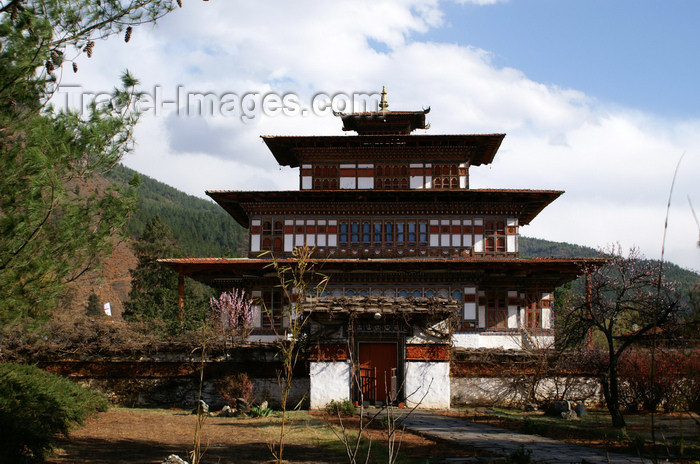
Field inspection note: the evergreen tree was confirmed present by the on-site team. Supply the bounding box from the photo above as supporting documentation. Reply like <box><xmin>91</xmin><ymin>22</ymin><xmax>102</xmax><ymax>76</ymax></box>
<box><xmin>124</xmin><ymin>215</ymin><xmax>211</xmax><ymax>331</ymax></box>
<box><xmin>0</xmin><ymin>0</ymin><xmax>185</xmax><ymax>326</ymax></box>
<box><xmin>85</xmin><ymin>290</ymin><xmax>102</xmax><ymax>317</ymax></box>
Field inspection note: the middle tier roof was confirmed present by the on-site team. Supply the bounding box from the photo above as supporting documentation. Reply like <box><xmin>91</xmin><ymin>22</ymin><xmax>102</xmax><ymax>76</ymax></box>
<box><xmin>207</xmin><ymin>189</ymin><xmax>563</xmax><ymax>228</ymax></box>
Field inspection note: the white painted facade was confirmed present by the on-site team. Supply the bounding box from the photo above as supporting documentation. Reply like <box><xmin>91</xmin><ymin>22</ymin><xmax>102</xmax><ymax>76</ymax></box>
<box><xmin>452</xmin><ymin>333</ymin><xmax>524</xmax><ymax>350</ymax></box>
<box><xmin>404</xmin><ymin>361</ymin><xmax>451</xmax><ymax>409</ymax></box>
<box><xmin>309</xmin><ymin>361</ymin><xmax>351</xmax><ymax>409</ymax></box>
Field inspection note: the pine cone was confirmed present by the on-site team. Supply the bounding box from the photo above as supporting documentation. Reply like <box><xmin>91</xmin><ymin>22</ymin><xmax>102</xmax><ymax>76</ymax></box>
<box><xmin>124</xmin><ymin>26</ymin><xmax>132</xmax><ymax>43</ymax></box>
<box><xmin>50</xmin><ymin>51</ymin><xmax>60</xmax><ymax>65</ymax></box>
<box><xmin>177</xmin><ymin>0</ymin><xmax>182</xmax><ymax>7</ymax></box>
<box><xmin>72</xmin><ymin>62</ymin><xmax>78</xmax><ymax>73</ymax></box>
<box><xmin>84</xmin><ymin>41</ymin><xmax>95</xmax><ymax>58</ymax></box>
<box><xmin>45</xmin><ymin>60</ymin><xmax>54</xmax><ymax>73</ymax></box>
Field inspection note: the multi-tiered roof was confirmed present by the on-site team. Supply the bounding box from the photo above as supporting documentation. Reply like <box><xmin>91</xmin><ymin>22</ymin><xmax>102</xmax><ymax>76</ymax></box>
<box><xmin>163</xmin><ymin>92</ymin><xmax>600</xmax><ymax>294</ymax></box>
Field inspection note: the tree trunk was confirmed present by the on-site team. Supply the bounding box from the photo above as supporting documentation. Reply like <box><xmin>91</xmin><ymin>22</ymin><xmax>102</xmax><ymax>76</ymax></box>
<box><xmin>601</xmin><ymin>359</ymin><xmax>626</xmax><ymax>428</ymax></box>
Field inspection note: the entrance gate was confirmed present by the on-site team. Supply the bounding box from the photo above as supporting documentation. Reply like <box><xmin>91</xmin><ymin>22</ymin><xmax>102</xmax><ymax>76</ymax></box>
<box><xmin>358</xmin><ymin>342</ymin><xmax>397</xmax><ymax>404</ymax></box>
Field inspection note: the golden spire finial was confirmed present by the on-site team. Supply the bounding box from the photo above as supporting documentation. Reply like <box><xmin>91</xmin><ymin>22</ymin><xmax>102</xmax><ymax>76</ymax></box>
<box><xmin>379</xmin><ymin>85</ymin><xmax>389</xmax><ymax>113</ymax></box>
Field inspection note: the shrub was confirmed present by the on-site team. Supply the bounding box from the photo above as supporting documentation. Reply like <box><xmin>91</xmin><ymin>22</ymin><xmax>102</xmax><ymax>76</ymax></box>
<box><xmin>617</xmin><ymin>348</ymin><xmax>698</xmax><ymax>412</ymax></box>
<box><xmin>215</xmin><ymin>372</ymin><xmax>254</xmax><ymax>406</ymax></box>
<box><xmin>0</xmin><ymin>363</ymin><xmax>109</xmax><ymax>463</ymax></box>
<box><xmin>249</xmin><ymin>406</ymin><xmax>273</xmax><ymax>417</ymax></box>
<box><xmin>507</xmin><ymin>444</ymin><xmax>533</xmax><ymax>464</ymax></box>
<box><xmin>325</xmin><ymin>399</ymin><xmax>356</xmax><ymax>417</ymax></box>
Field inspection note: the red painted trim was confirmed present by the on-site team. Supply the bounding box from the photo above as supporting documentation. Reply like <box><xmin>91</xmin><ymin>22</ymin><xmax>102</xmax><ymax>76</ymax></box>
<box><xmin>405</xmin><ymin>344</ymin><xmax>449</xmax><ymax>361</ymax></box>
<box><xmin>308</xmin><ymin>344</ymin><xmax>349</xmax><ymax>361</ymax></box>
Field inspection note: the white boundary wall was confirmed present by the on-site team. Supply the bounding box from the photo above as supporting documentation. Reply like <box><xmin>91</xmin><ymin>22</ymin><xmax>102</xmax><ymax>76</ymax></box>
<box><xmin>404</xmin><ymin>361</ymin><xmax>450</xmax><ymax>409</ymax></box>
<box><xmin>309</xmin><ymin>361</ymin><xmax>351</xmax><ymax>409</ymax></box>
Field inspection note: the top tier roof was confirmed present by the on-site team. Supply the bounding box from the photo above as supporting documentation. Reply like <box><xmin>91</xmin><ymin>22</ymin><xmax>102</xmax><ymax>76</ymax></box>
<box><xmin>339</xmin><ymin>86</ymin><xmax>428</xmax><ymax>135</ymax></box>
<box><xmin>262</xmin><ymin>88</ymin><xmax>505</xmax><ymax>168</ymax></box>
<box><xmin>339</xmin><ymin>109</ymin><xmax>430</xmax><ymax>134</ymax></box>
<box><xmin>261</xmin><ymin>133</ymin><xmax>505</xmax><ymax>168</ymax></box>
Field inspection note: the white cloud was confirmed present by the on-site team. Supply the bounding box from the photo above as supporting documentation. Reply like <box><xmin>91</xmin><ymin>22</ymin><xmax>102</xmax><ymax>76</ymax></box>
<box><xmin>55</xmin><ymin>0</ymin><xmax>700</xmax><ymax>271</ymax></box>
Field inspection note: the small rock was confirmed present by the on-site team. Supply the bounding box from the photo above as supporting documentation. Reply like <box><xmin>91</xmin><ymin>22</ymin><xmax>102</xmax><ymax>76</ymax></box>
<box><xmin>219</xmin><ymin>405</ymin><xmax>236</xmax><ymax>417</ymax></box>
<box><xmin>260</xmin><ymin>400</ymin><xmax>268</xmax><ymax>410</ymax></box>
<box><xmin>545</xmin><ymin>400</ymin><xmax>570</xmax><ymax>417</ymax></box>
<box><xmin>574</xmin><ymin>403</ymin><xmax>588</xmax><ymax>418</ymax></box>
<box><xmin>192</xmin><ymin>399</ymin><xmax>209</xmax><ymax>415</ymax></box>
<box><xmin>162</xmin><ymin>454</ymin><xmax>189</xmax><ymax>464</ymax></box>
<box><xmin>561</xmin><ymin>410</ymin><xmax>578</xmax><ymax>420</ymax></box>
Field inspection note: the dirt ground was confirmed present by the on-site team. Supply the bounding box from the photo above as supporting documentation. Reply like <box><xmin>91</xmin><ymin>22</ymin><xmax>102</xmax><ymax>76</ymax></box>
<box><xmin>49</xmin><ymin>408</ymin><xmax>476</xmax><ymax>464</ymax></box>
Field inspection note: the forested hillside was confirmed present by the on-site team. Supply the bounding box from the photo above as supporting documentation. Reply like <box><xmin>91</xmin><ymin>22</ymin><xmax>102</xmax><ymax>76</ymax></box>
<box><xmin>107</xmin><ymin>164</ymin><xmax>247</xmax><ymax>257</ymax></box>
<box><xmin>520</xmin><ymin>236</ymin><xmax>698</xmax><ymax>297</ymax></box>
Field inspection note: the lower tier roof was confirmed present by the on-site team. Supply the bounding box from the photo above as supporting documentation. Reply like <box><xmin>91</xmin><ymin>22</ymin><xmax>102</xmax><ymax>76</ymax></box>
<box><xmin>161</xmin><ymin>257</ymin><xmax>606</xmax><ymax>289</ymax></box>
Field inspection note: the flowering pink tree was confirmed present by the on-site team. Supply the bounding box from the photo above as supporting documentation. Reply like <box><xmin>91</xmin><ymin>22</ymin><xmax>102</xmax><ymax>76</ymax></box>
<box><xmin>559</xmin><ymin>246</ymin><xmax>685</xmax><ymax>427</ymax></box>
<box><xmin>209</xmin><ymin>289</ymin><xmax>254</xmax><ymax>342</ymax></box>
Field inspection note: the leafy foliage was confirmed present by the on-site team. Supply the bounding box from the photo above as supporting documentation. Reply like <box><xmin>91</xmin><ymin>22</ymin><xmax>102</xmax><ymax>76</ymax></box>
<box><xmin>0</xmin><ymin>0</ymin><xmax>183</xmax><ymax>326</ymax></box>
<box><xmin>123</xmin><ymin>215</ymin><xmax>212</xmax><ymax>331</ymax></box>
<box><xmin>618</xmin><ymin>348</ymin><xmax>700</xmax><ymax>413</ymax></box>
<box><xmin>215</xmin><ymin>372</ymin><xmax>254</xmax><ymax>407</ymax></box>
<box><xmin>249</xmin><ymin>405</ymin><xmax>274</xmax><ymax>417</ymax></box>
<box><xmin>325</xmin><ymin>399</ymin><xmax>356</xmax><ymax>417</ymax></box>
<box><xmin>0</xmin><ymin>362</ymin><xmax>109</xmax><ymax>462</ymax></box>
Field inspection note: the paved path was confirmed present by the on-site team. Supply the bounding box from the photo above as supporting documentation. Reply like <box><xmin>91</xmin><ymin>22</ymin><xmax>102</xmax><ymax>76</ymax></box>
<box><xmin>400</xmin><ymin>411</ymin><xmax>652</xmax><ymax>464</ymax></box>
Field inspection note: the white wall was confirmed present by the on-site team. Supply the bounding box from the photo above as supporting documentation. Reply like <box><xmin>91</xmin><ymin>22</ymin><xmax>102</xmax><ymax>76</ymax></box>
<box><xmin>404</xmin><ymin>362</ymin><xmax>450</xmax><ymax>409</ymax></box>
<box><xmin>452</xmin><ymin>333</ymin><xmax>523</xmax><ymax>350</ymax></box>
<box><xmin>309</xmin><ymin>361</ymin><xmax>351</xmax><ymax>409</ymax></box>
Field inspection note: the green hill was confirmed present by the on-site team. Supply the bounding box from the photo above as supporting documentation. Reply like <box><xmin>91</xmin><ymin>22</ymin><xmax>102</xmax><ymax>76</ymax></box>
<box><xmin>106</xmin><ymin>164</ymin><xmax>247</xmax><ymax>257</ymax></box>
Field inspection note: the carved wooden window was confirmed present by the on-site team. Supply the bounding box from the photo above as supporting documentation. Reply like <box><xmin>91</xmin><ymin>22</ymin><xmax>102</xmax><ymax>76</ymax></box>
<box><xmin>339</xmin><ymin>222</ymin><xmax>348</xmax><ymax>244</ymax></box>
<box><xmin>260</xmin><ymin>219</ymin><xmax>284</xmax><ymax>252</ymax></box>
<box><xmin>432</xmin><ymin>163</ymin><xmax>460</xmax><ymax>190</ymax></box>
<box><xmin>313</xmin><ymin>164</ymin><xmax>339</xmax><ymax>189</ymax></box>
<box><xmin>486</xmin><ymin>291</ymin><xmax>508</xmax><ymax>329</ymax></box>
<box><xmin>375</xmin><ymin>164</ymin><xmax>409</xmax><ymax>189</ymax></box>
<box><xmin>524</xmin><ymin>294</ymin><xmax>542</xmax><ymax>329</ymax></box>
<box><xmin>351</xmin><ymin>221</ymin><xmax>360</xmax><ymax>243</ymax></box>
<box><xmin>484</xmin><ymin>219</ymin><xmax>507</xmax><ymax>253</ymax></box>
<box><xmin>418</xmin><ymin>221</ymin><xmax>428</xmax><ymax>244</ymax></box>
<box><xmin>258</xmin><ymin>288</ymin><xmax>288</xmax><ymax>331</ymax></box>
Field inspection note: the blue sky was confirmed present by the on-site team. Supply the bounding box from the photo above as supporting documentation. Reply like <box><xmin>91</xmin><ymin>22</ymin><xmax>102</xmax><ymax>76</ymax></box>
<box><xmin>427</xmin><ymin>0</ymin><xmax>700</xmax><ymax>118</ymax></box>
<box><xmin>58</xmin><ymin>0</ymin><xmax>700</xmax><ymax>271</ymax></box>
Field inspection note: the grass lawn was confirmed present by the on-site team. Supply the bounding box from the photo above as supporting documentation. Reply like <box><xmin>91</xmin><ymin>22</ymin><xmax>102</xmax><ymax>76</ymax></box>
<box><xmin>50</xmin><ymin>407</ymin><xmax>466</xmax><ymax>463</ymax></box>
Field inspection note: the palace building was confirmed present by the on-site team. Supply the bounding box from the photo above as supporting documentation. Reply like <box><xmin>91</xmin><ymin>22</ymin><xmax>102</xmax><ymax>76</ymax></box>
<box><xmin>162</xmin><ymin>89</ymin><xmax>599</xmax><ymax>409</ymax></box>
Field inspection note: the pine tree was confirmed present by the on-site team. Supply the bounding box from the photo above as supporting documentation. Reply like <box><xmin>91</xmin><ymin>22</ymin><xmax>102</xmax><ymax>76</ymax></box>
<box><xmin>123</xmin><ymin>216</ymin><xmax>180</xmax><ymax>324</ymax></box>
<box><xmin>123</xmin><ymin>215</ymin><xmax>211</xmax><ymax>331</ymax></box>
<box><xmin>85</xmin><ymin>290</ymin><xmax>102</xmax><ymax>317</ymax></box>
<box><xmin>0</xmin><ymin>0</ymin><xmax>185</xmax><ymax>326</ymax></box>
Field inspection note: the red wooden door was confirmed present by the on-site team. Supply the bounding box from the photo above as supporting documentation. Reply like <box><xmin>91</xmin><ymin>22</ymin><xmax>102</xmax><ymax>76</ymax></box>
<box><xmin>359</xmin><ymin>342</ymin><xmax>397</xmax><ymax>403</ymax></box>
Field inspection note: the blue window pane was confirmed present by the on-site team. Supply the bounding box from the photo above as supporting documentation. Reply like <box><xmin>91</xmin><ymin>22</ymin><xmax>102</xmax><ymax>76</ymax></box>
<box><xmin>396</xmin><ymin>222</ymin><xmax>404</xmax><ymax>242</ymax></box>
<box><xmin>425</xmin><ymin>289</ymin><xmax>436</xmax><ymax>298</ymax></box>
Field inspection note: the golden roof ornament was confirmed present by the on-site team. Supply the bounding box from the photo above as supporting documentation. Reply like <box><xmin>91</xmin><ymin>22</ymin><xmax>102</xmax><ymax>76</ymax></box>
<box><xmin>379</xmin><ymin>86</ymin><xmax>389</xmax><ymax>113</ymax></box>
